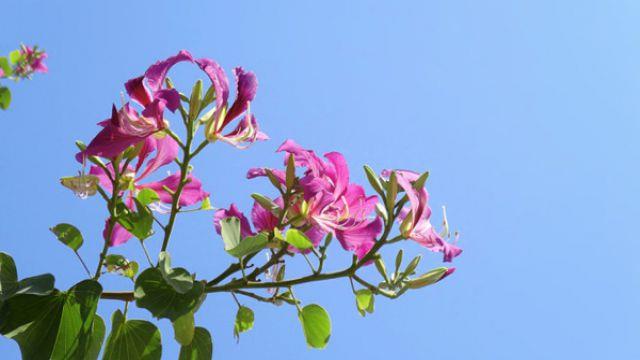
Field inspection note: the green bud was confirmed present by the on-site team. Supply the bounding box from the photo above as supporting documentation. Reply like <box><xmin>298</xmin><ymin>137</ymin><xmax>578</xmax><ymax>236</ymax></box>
<box><xmin>363</xmin><ymin>165</ymin><xmax>385</xmax><ymax>196</ymax></box>
<box><xmin>394</xmin><ymin>249</ymin><xmax>404</xmax><ymax>275</ymax></box>
<box><xmin>405</xmin><ymin>267</ymin><xmax>448</xmax><ymax>289</ymax></box>
<box><xmin>188</xmin><ymin>79</ymin><xmax>203</xmax><ymax>121</ymax></box>
<box><xmin>374</xmin><ymin>257</ymin><xmax>390</xmax><ymax>284</ymax></box>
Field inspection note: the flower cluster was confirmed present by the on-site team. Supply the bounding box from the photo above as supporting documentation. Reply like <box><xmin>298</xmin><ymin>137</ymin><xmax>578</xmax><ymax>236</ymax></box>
<box><xmin>0</xmin><ymin>44</ymin><xmax>47</xmax><ymax>110</ymax></box>
<box><xmin>74</xmin><ymin>50</ymin><xmax>267</xmax><ymax>246</ymax></box>
<box><xmin>0</xmin><ymin>49</ymin><xmax>465</xmax><ymax>359</ymax></box>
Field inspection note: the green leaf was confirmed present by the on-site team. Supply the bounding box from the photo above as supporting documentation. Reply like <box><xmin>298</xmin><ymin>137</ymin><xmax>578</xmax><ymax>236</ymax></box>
<box><xmin>84</xmin><ymin>315</ymin><xmax>105</xmax><ymax>360</ymax></box>
<box><xmin>405</xmin><ymin>267</ymin><xmax>448</xmax><ymax>289</ymax></box>
<box><xmin>14</xmin><ymin>274</ymin><xmax>55</xmax><ymax>297</ymax></box>
<box><xmin>0</xmin><ymin>253</ymin><xmax>18</xmax><ymax>299</ymax></box>
<box><xmin>50</xmin><ymin>223</ymin><xmax>84</xmax><ymax>251</ymax></box>
<box><xmin>355</xmin><ymin>289</ymin><xmax>375</xmax><ymax>316</ymax></box>
<box><xmin>0</xmin><ymin>280</ymin><xmax>102</xmax><ymax>360</ymax></box>
<box><xmin>173</xmin><ymin>311</ymin><xmax>195</xmax><ymax>346</ymax></box>
<box><xmin>116</xmin><ymin>199</ymin><xmax>154</xmax><ymax>240</ymax></box>
<box><xmin>9</xmin><ymin>50</ymin><xmax>22</xmax><ymax>64</ymax></box>
<box><xmin>178</xmin><ymin>327</ymin><xmax>212</xmax><ymax>360</ymax></box>
<box><xmin>0</xmin><ymin>87</ymin><xmax>11</xmax><ymax>110</ymax></box>
<box><xmin>103</xmin><ymin>310</ymin><xmax>162</xmax><ymax>360</ymax></box>
<box><xmin>135</xmin><ymin>268</ymin><xmax>205</xmax><ymax>322</ymax></box>
<box><xmin>0</xmin><ymin>57</ymin><xmax>12</xmax><ymax>77</ymax></box>
<box><xmin>104</xmin><ymin>255</ymin><xmax>138</xmax><ymax>280</ymax></box>
<box><xmin>220</xmin><ymin>217</ymin><xmax>241</xmax><ymax>251</ymax></box>
<box><xmin>233</xmin><ymin>306</ymin><xmax>254</xmax><ymax>341</ymax></box>
<box><xmin>200</xmin><ymin>196</ymin><xmax>212</xmax><ymax>210</ymax></box>
<box><xmin>226</xmin><ymin>233</ymin><xmax>269</xmax><ymax>258</ymax></box>
<box><xmin>1</xmin><ymin>253</ymin><xmax>54</xmax><ymax>301</ymax></box>
<box><xmin>158</xmin><ymin>252</ymin><xmax>194</xmax><ymax>294</ymax></box>
<box><xmin>284</xmin><ymin>228</ymin><xmax>313</xmax><ymax>250</ymax></box>
<box><xmin>137</xmin><ymin>188</ymin><xmax>160</xmax><ymax>206</ymax></box>
<box><xmin>298</xmin><ymin>304</ymin><xmax>331</xmax><ymax>349</ymax></box>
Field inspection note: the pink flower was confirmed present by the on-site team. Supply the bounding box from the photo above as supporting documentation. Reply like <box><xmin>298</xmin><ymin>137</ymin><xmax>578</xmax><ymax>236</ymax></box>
<box><xmin>92</xmin><ymin>135</ymin><xmax>208</xmax><ymax>246</ymax></box>
<box><xmin>13</xmin><ymin>45</ymin><xmax>47</xmax><ymax>77</ymax></box>
<box><xmin>382</xmin><ymin>169</ymin><xmax>462</xmax><ymax>262</ymax></box>
<box><xmin>248</xmin><ymin>140</ymin><xmax>382</xmax><ymax>259</ymax></box>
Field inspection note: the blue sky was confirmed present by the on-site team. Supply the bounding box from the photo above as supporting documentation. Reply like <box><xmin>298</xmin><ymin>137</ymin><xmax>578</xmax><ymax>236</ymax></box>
<box><xmin>1</xmin><ymin>1</ymin><xmax>639</xmax><ymax>359</ymax></box>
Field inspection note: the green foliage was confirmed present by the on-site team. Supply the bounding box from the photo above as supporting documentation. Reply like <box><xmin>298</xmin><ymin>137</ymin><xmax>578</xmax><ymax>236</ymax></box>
<box><xmin>50</xmin><ymin>223</ymin><xmax>84</xmax><ymax>251</ymax></box>
<box><xmin>0</xmin><ymin>278</ymin><xmax>102</xmax><ymax>360</ymax></box>
<box><xmin>134</xmin><ymin>267</ymin><xmax>205</xmax><ymax>322</ymax></box>
<box><xmin>104</xmin><ymin>254</ymin><xmax>139</xmax><ymax>280</ymax></box>
<box><xmin>173</xmin><ymin>311</ymin><xmax>195</xmax><ymax>346</ymax></box>
<box><xmin>298</xmin><ymin>304</ymin><xmax>331</xmax><ymax>349</ymax></box>
<box><xmin>158</xmin><ymin>252</ymin><xmax>194</xmax><ymax>294</ymax></box>
<box><xmin>103</xmin><ymin>309</ymin><xmax>162</xmax><ymax>360</ymax></box>
<box><xmin>178</xmin><ymin>327</ymin><xmax>212</xmax><ymax>360</ymax></box>
<box><xmin>0</xmin><ymin>87</ymin><xmax>11</xmax><ymax>110</ymax></box>
<box><xmin>220</xmin><ymin>217</ymin><xmax>269</xmax><ymax>258</ymax></box>
<box><xmin>0</xmin><ymin>252</ymin><xmax>54</xmax><ymax>302</ymax></box>
<box><xmin>137</xmin><ymin>188</ymin><xmax>160</xmax><ymax>206</ymax></box>
<box><xmin>233</xmin><ymin>306</ymin><xmax>254</xmax><ymax>341</ymax></box>
<box><xmin>115</xmin><ymin>199</ymin><xmax>154</xmax><ymax>240</ymax></box>
<box><xmin>0</xmin><ymin>57</ymin><xmax>12</xmax><ymax>76</ymax></box>
<box><xmin>355</xmin><ymin>289</ymin><xmax>374</xmax><ymax>316</ymax></box>
<box><xmin>284</xmin><ymin>229</ymin><xmax>313</xmax><ymax>250</ymax></box>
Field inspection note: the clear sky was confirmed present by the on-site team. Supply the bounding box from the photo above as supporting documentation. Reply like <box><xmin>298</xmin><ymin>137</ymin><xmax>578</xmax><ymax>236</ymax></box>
<box><xmin>1</xmin><ymin>1</ymin><xmax>638</xmax><ymax>359</ymax></box>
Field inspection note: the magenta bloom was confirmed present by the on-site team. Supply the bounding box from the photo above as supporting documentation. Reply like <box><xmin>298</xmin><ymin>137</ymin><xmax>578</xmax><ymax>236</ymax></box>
<box><xmin>13</xmin><ymin>45</ymin><xmax>47</xmax><ymax>77</ymax></box>
<box><xmin>247</xmin><ymin>140</ymin><xmax>382</xmax><ymax>259</ymax></box>
<box><xmin>92</xmin><ymin>135</ymin><xmax>208</xmax><ymax>246</ymax></box>
<box><xmin>382</xmin><ymin>169</ymin><xmax>462</xmax><ymax>262</ymax></box>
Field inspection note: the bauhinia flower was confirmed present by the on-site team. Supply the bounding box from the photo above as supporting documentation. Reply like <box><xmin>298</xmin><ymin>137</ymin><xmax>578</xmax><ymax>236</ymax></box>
<box><xmin>382</xmin><ymin>169</ymin><xmax>462</xmax><ymax>262</ymax></box>
<box><xmin>13</xmin><ymin>45</ymin><xmax>48</xmax><ymax>77</ymax></box>
<box><xmin>92</xmin><ymin>134</ymin><xmax>208</xmax><ymax>246</ymax></box>
<box><xmin>247</xmin><ymin>140</ymin><xmax>382</xmax><ymax>259</ymax></box>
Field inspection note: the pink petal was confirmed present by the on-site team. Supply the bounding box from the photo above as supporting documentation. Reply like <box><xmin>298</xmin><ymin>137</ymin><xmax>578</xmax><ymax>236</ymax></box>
<box><xmin>139</xmin><ymin>172</ymin><xmax>209</xmax><ymax>207</ymax></box>
<box><xmin>214</xmin><ymin>204</ymin><xmax>254</xmax><ymax>238</ymax></box>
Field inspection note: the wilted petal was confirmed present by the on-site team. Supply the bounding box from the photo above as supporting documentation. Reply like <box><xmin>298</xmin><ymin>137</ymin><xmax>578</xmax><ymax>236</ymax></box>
<box><xmin>223</xmin><ymin>67</ymin><xmax>258</xmax><ymax>128</ymax></box>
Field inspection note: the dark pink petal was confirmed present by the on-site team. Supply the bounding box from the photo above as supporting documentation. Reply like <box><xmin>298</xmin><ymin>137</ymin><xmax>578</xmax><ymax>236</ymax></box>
<box><xmin>104</xmin><ymin>219</ymin><xmax>133</xmax><ymax>247</ymax></box>
<box><xmin>154</xmin><ymin>89</ymin><xmax>181</xmax><ymax>112</ymax></box>
<box><xmin>251</xmin><ymin>200</ymin><xmax>279</xmax><ymax>233</ymax></box>
<box><xmin>214</xmin><ymin>204</ymin><xmax>254</xmax><ymax>238</ymax></box>
<box><xmin>195</xmin><ymin>58</ymin><xmax>230</xmax><ymax>110</ymax></box>
<box><xmin>89</xmin><ymin>165</ymin><xmax>114</xmax><ymax>192</ymax></box>
<box><xmin>223</xmin><ymin>67</ymin><xmax>258</xmax><ymax>129</ymax></box>
<box><xmin>144</xmin><ymin>50</ymin><xmax>194</xmax><ymax>92</ymax></box>
<box><xmin>140</xmin><ymin>173</ymin><xmax>209</xmax><ymax>207</ymax></box>
<box><xmin>217</xmin><ymin>114</ymin><xmax>268</xmax><ymax>149</ymax></box>
<box><xmin>334</xmin><ymin>217</ymin><xmax>382</xmax><ymax>260</ymax></box>
<box><xmin>438</xmin><ymin>267</ymin><xmax>456</xmax><ymax>281</ymax></box>
<box><xmin>305</xmin><ymin>226</ymin><xmax>327</xmax><ymax>247</ymax></box>
<box><xmin>125</xmin><ymin>76</ymin><xmax>153</xmax><ymax>107</ymax></box>
<box><xmin>324</xmin><ymin>152</ymin><xmax>349</xmax><ymax>197</ymax></box>
<box><xmin>246</xmin><ymin>168</ymin><xmax>286</xmax><ymax>184</ymax></box>
<box><xmin>136</xmin><ymin>136</ymin><xmax>179</xmax><ymax>181</ymax></box>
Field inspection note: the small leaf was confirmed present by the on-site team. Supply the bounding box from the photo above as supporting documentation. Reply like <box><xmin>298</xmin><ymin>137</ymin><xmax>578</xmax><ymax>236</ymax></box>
<box><xmin>9</xmin><ymin>50</ymin><xmax>22</xmax><ymax>64</ymax></box>
<box><xmin>0</xmin><ymin>57</ymin><xmax>12</xmax><ymax>77</ymax></box>
<box><xmin>200</xmin><ymin>197</ymin><xmax>212</xmax><ymax>210</ymax></box>
<box><xmin>0</xmin><ymin>87</ymin><xmax>12</xmax><ymax>110</ymax></box>
<box><xmin>233</xmin><ymin>306</ymin><xmax>254</xmax><ymax>341</ymax></box>
<box><xmin>116</xmin><ymin>199</ymin><xmax>154</xmax><ymax>240</ymax></box>
<box><xmin>299</xmin><ymin>304</ymin><xmax>331</xmax><ymax>349</ymax></box>
<box><xmin>405</xmin><ymin>267</ymin><xmax>448</xmax><ymax>289</ymax></box>
<box><xmin>103</xmin><ymin>310</ymin><xmax>162</xmax><ymax>360</ymax></box>
<box><xmin>137</xmin><ymin>188</ymin><xmax>160</xmax><ymax>206</ymax></box>
<box><xmin>173</xmin><ymin>311</ymin><xmax>195</xmax><ymax>346</ymax></box>
<box><xmin>220</xmin><ymin>217</ymin><xmax>241</xmax><ymax>252</ymax></box>
<box><xmin>284</xmin><ymin>228</ymin><xmax>313</xmax><ymax>250</ymax></box>
<box><xmin>104</xmin><ymin>255</ymin><xmax>138</xmax><ymax>280</ymax></box>
<box><xmin>226</xmin><ymin>233</ymin><xmax>269</xmax><ymax>258</ymax></box>
<box><xmin>355</xmin><ymin>289</ymin><xmax>375</xmax><ymax>316</ymax></box>
<box><xmin>178</xmin><ymin>327</ymin><xmax>212</xmax><ymax>360</ymax></box>
<box><xmin>50</xmin><ymin>223</ymin><xmax>84</xmax><ymax>251</ymax></box>
<box><xmin>158</xmin><ymin>252</ymin><xmax>194</xmax><ymax>294</ymax></box>
<box><xmin>135</xmin><ymin>268</ymin><xmax>205</xmax><ymax>322</ymax></box>
<box><xmin>14</xmin><ymin>274</ymin><xmax>55</xmax><ymax>296</ymax></box>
